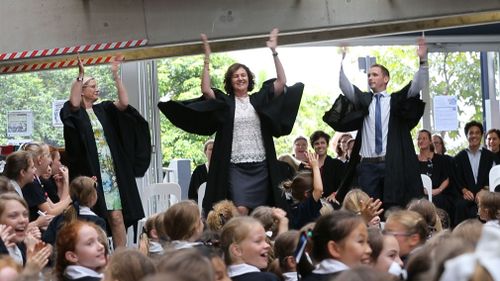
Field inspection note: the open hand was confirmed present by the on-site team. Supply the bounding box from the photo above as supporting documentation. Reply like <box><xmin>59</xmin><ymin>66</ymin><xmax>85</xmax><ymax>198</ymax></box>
<box><xmin>417</xmin><ymin>36</ymin><xmax>427</xmax><ymax>60</ymax></box>
<box><xmin>201</xmin><ymin>33</ymin><xmax>211</xmax><ymax>57</ymax></box>
<box><xmin>266</xmin><ymin>28</ymin><xmax>279</xmax><ymax>51</ymax></box>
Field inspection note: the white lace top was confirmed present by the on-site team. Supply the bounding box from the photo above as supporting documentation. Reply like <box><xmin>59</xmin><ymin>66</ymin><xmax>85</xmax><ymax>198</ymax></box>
<box><xmin>231</xmin><ymin>96</ymin><xmax>266</xmax><ymax>163</ymax></box>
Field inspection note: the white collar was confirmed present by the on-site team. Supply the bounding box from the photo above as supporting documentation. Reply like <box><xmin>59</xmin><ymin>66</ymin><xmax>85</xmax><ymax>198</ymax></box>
<box><xmin>10</xmin><ymin>180</ymin><xmax>23</xmax><ymax>198</ymax></box>
<box><xmin>149</xmin><ymin>240</ymin><xmax>164</xmax><ymax>254</ymax></box>
<box><xmin>170</xmin><ymin>240</ymin><xmax>203</xmax><ymax>250</ymax></box>
<box><xmin>312</xmin><ymin>259</ymin><xmax>349</xmax><ymax>274</ymax></box>
<box><xmin>7</xmin><ymin>245</ymin><xmax>23</xmax><ymax>265</ymax></box>
<box><xmin>282</xmin><ymin>271</ymin><xmax>299</xmax><ymax>281</ymax></box>
<box><xmin>440</xmin><ymin>226</ymin><xmax>500</xmax><ymax>281</ymax></box>
<box><xmin>227</xmin><ymin>263</ymin><xmax>260</xmax><ymax>277</ymax></box>
<box><xmin>79</xmin><ymin>206</ymin><xmax>97</xmax><ymax>216</ymax></box>
<box><xmin>64</xmin><ymin>265</ymin><xmax>103</xmax><ymax>279</ymax></box>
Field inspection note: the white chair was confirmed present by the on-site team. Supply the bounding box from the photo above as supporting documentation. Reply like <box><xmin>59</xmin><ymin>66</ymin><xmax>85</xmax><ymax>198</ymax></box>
<box><xmin>489</xmin><ymin>165</ymin><xmax>500</xmax><ymax>192</ymax></box>
<box><xmin>145</xmin><ymin>183</ymin><xmax>182</xmax><ymax>216</ymax></box>
<box><xmin>421</xmin><ymin>174</ymin><xmax>433</xmax><ymax>202</ymax></box>
<box><xmin>197</xmin><ymin>182</ymin><xmax>206</xmax><ymax>212</ymax></box>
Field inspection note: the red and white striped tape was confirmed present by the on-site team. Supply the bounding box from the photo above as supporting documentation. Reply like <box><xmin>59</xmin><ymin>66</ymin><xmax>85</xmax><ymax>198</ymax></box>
<box><xmin>0</xmin><ymin>56</ymin><xmax>116</xmax><ymax>74</ymax></box>
<box><xmin>0</xmin><ymin>39</ymin><xmax>147</xmax><ymax>61</ymax></box>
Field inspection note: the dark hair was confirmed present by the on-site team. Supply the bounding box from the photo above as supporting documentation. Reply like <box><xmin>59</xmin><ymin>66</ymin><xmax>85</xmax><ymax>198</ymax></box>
<box><xmin>370</xmin><ymin>64</ymin><xmax>390</xmax><ymax>79</ymax></box>
<box><xmin>464</xmin><ymin>120</ymin><xmax>484</xmax><ymax>136</ymax></box>
<box><xmin>486</xmin><ymin>128</ymin><xmax>500</xmax><ymax>147</ymax></box>
<box><xmin>310</xmin><ymin>130</ymin><xmax>331</xmax><ymax>146</ymax></box>
<box><xmin>281</xmin><ymin>171</ymin><xmax>313</xmax><ymax>202</ymax></box>
<box><xmin>336</xmin><ymin>133</ymin><xmax>352</xmax><ymax>157</ymax></box>
<box><xmin>311</xmin><ymin>210</ymin><xmax>364</xmax><ymax>261</ymax></box>
<box><xmin>223</xmin><ymin>63</ymin><xmax>255</xmax><ymax>95</ymax></box>
<box><xmin>418</xmin><ymin>129</ymin><xmax>434</xmax><ymax>152</ymax></box>
<box><xmin>3</xmin><ymin>151</ymin><xmax>33</xmax><ymax>181</ymax></box>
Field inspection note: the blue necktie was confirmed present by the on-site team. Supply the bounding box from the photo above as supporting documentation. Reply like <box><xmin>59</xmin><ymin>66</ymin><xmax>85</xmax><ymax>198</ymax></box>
<box><xmin>375</xmin><ymin>94</ymin><xmax>382</xmax><ymax>154</ymax></box>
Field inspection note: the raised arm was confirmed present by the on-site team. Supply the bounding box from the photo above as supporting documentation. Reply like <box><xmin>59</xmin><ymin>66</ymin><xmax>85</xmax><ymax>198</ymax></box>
<box><xmin>267</xmin><ymin>28</ymin><xmax>286</xmax><ymax>96</ymax></box>
<box><xmin>112</xmin><ymin>55</ymin><xmax>129</xmax><ymax>111</ymax></box>
<box><xmin>339</xmin><ymin>47</ymin><xmax>357</xmax><ymax>103</ymax></box>
<box><xmin>69</xmin><ymin>56</ymin><xmax>85</xmax><ymax>110</ymax></box>
<box><xmin>408</xmin><ymin>36</ymin><xmax>429</xmax><ymax>98</ymax></box>
<box><xmin>308</xmin><ymin>152</ymin><xmax>324</xmax><ymax>202</ymax></box>
<box><xmin>200</xmin><ymin>33</ymin><xmax>216</xmax><ymax>100</ymax></box>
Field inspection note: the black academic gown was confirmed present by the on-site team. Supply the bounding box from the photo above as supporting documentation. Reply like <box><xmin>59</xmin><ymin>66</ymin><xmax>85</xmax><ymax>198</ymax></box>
<box><xmin>453</xmin><ymin>148</ymin><xmax>497</xmax><ymax>224</ymax></box>
<box><xmin>329</xmin><ymin>83</ymin><xmax>425</xmax><ymax>207</ymax></box>
<box><xmin>159</xmin><ymin>79</ymin><xmax>304</xmax><ymax>213</ymax></box>
<box><xmin>188</xmin><ymin>163</ymin><xmax>208</xmax><ymax>201</ymax></box>
<box><xmin>60</xmin><ymin>101</ymin><xmax>151</xmax><ymax>228</ymax></box>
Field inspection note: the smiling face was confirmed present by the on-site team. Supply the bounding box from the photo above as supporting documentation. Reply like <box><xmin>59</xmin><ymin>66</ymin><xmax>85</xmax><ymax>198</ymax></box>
<box><xmin>68</xmin><ymin>225</ymin><xmax>106</xmax><ymax>270</ymax></box>
<box><xmin>294</xmin><ymin>139</ymin><xmax>308</xmax><ymax>161</ymax></box>
<box><xmin>313</xmin><ymin>137</ymin><xmax>328</xmax><ymax>157</ymax></box>
<box><xmin>0</xmin><ymin>200</ymin><xmax>29</xmax><ymax>243</ymax></box>
<box><xmin>417</xmin><ymin>131</ymin><xmax>432</xmax><ymax>151</ymax></box>
<box><xmin>230</xmin><ymin>67</ymin><xmax>249</xmax><ymax>97</ymax></box>
<box><xmin>375</xmin><ymin>235</ymin><xmax>403</xmax><ymax>272</ymax></box>
<box><xmin>486</xmin><ymin>132</ymin><xmax>500</xmax><ymax>153</ymax></box>
<box><xmin>333</xmin><ymin>222</ymin><xmax>372</xmax><ymax>267</ymax></box>
<box><xmin>467</xmin><ymin>125</ymin><xmax>483</xmax><ymax>150</ymax></box>
<box><xmin>368</xmin><ymin>66</ymin><xmax>389</xmax><ymax>93</ymax></box>
<box><xmin>82</xmin><ymin>79</ymin><xmax>100</xmax><ymax>103</ymax></box>
<box><xmin>233</xmin><ymin>223</ymin><xmax>270</xmax><ymax>269</ymax></box>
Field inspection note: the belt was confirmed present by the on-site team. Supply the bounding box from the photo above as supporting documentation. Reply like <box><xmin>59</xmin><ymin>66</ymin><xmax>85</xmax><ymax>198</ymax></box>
<box><xmin>361</xmin><ymin>156</ymin><xmax>386</xmax><ymax>163</ymax></box>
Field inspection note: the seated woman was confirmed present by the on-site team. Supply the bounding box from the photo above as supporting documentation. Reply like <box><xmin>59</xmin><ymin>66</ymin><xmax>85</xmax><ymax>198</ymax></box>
<box><xmin>417</xmin><ymin>129</ymin><xmax>455</xmax><ymax>222</ymax></box>
<box><xmin>188</xmin><ymin>139</ymin><xmax>213</xmax><ymax>202</ymax></box>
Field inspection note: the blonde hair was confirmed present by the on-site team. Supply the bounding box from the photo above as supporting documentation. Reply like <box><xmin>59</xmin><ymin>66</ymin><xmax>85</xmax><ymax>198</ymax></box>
<box><xmin>386</xmin><ymin>210</ymin><xmax>429</xmax><ymax>242</ymax></box>
<box><xmin>206</xmin><ymin>200</ymin><xmax>239</xmax><ymax>232</ymax></box>
<box><xmin>220</xmin><ymin>217</ymin><xmax>262</xmax><ymax>265</ymax></box>
<box><xmin>342</xmin><ymin>188</ymin><xmax>369</xmax><ymax>214</ymax></box>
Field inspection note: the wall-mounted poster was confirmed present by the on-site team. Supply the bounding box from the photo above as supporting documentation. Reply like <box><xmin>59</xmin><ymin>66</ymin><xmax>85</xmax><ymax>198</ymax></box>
<box><xmin>433</xmin><ymin>95</ymin><xmax>458</xmax><ymax>132</ymax></box>
<box><xmin>52</xmin><ymin>100</ymin><xmax>66</xmax><ymax>127</ymax></box>
<box><xmin>7</xmin><ymin>110</ymin><xmax>33</xmax><ymax>137</ymax></box>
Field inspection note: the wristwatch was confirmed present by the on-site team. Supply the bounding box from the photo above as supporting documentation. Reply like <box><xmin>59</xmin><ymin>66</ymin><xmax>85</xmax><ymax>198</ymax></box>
<box><xmin>76</xmin><ymin>77</ymin><xmax>83</xmax><ymax>82</ymax></box>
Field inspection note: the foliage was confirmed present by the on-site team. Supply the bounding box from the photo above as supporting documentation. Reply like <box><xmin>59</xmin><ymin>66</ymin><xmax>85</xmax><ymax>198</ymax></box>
<box><xmin>0</xmin><ymin>65</ymin><xmax>116</xmax><ymax>146</ymax></box>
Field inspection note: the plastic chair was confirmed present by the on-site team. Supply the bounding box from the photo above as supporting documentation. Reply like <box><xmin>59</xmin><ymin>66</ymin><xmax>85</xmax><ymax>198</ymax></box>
<box><xmin>421</xmin><ymin>174</ymin><xmax>433</xmax><ymax>202</ymax></box>
<box><xmin>197</xmin><ymin>182</ymin><xmax>206</xmax><ymax>213</ymax></box>
<box><xmin>489</xmin><ymin>165</ymin><xmax>500</xmax><ymax>192</ymax></box>
<box><xmin>145</xmin><ymin>183</ymin><xmax>181</xmax><ymax>216</ymax></box>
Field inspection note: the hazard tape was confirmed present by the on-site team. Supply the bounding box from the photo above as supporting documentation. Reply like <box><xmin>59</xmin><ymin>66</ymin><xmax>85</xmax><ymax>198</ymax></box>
<box><xmin>0</xmin><ymin>56</ymin><xmax>117</xmax><ymax>74</ymax></box>
<box><xmin>0</xmin><ymin>39</ymin><xmax>147</xmax><ymax>62</ymax></box>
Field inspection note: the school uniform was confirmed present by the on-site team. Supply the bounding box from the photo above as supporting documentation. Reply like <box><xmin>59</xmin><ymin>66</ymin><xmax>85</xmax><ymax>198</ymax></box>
<box><xmin>288</xmin><ymin>195</ymin><xmax>322</xmax><ymax>229</ymax></box>
<box><xmin>301</xmin><ymin>259</ymin><xmax>349</xmax><ymax>281</ymax></box>
<box><xmin>63</xmin><ymin>265</ymin><xmax>103</xmax><ymax>281</ymax></box>
<box><xmin>0</xmin><ymin>239</ymin><xmax>27</xmax><ymax>265</ymax></box>
<box><xmin>228</xmin><ymin>263</ymin><xmax>280</xmax><ymax>281</ymax></box>
<box><xmin>42</xmin><ymin>206</ymin><xmax>106</xmax><ymax>245</ymax></box>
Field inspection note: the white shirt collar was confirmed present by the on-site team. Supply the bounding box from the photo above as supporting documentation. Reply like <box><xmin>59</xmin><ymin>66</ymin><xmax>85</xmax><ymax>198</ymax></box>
<box><xmin>64</xmin><ymin>265</ymin><xmax>103</xmax><ymax>279</ymax></box>
<box><xmin>79</xmin><ymin>206</ymin><xmax>97</xmax><ymax>216</ymax></box>
<box><xmin>7</xmin><ymin>245</ymin><xmax>23</xmax><ymax>265</ymax></box>
<box><xmin>312</xmin><ymin>259</ymin><xmax>349</xmax><ymax>274</ymax></box>
<box><xmin>170</xmin><ymin>240</ymin><xmax>203</xmax><ymax>250</ymax></box>
<box><xmin>282</xmin><ymin>271</ymin><xmax>299</xmax><ymax>281</ymax></box>
<box><xmin>227</xmin><ymin>263</ymin><xmax>260</xmax><ymax>277</ymax></box>
<box><xmin>149</xmin><ymin>240</ymin><xmax>164</xmax><ymax>254</ymax></box>
<box><xmin>10</xmin><ymin>180</ymin><xmax>23</xmax><ymax>198</ymax></box>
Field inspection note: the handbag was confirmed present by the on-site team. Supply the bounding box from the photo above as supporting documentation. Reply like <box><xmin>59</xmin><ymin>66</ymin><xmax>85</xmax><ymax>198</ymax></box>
<box><xmin>322</xmin><ymin>94</ymin><xmax>365</xmax><ymax>132</ymax></box>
